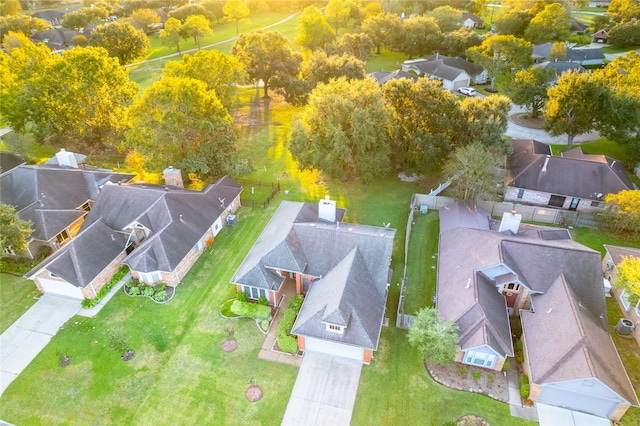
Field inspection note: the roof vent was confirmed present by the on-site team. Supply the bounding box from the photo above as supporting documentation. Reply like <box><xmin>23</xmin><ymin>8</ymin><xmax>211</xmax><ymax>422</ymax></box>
<box><xmin>541</xmin><ymin>155</ymin><xmax>550</xmax><ymax>173</ymax></box>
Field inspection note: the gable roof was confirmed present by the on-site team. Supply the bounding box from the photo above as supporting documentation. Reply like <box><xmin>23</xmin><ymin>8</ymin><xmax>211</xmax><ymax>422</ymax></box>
<box><xmin>521</xmin><ymin>275</ymin><xmax>638</xmax><ymax>406</ymax></box>
<box><xmin>0</xmin><ymin>152</ymin><xmax>26</xmax><ymax>176</ymax></box>
<box><xmin>533</xmin><ymin>43</ymin><xmax>553</xmax><ymax>61</ymax></box>
<box><xmin>31</xmin><ymin>28</ymin><xmax>77</xmax><ymax>46</ymax></box>
<box><xmin>0</xmin><ymin>165</ymin><xmax>134</xmax><ymax>241</ymax></box>
<box><xmin>566</xmin><ymin>47</ymin><xmax>605</xmax><ymax>62</ymax></box>
<box><xmin>368</xmin><ymin>70</ymin><xmax>419</xmax><ymax>86</ymax></box>
<box><xmin>506</xmin><ymin>139</ymin><xmax>633</xmax><ymax>200</ymax></box>
<box><xmin>604</xmin><ymin>245</ymin><xmax>640</xmax><ymax>266</ymax></box>
<box><xmin>27</xmin><ymin>176</ymin><xmax>242</xmax><ymax>287</ymax></box>
<box><xmin>535</xmin><ymin>61</ymin><xmax>586</xmax><ymax>77</ymax></box>
<box><xmin>438</xmin><ymin>200</ymin><xmax>605</xmax><ymax>357</ymax></box>
<box><xmin>462</xmin><ymin>12</ymin><xmax>483</xmax><ymax>24</ymax></box>
<box><xmin>426</xmin><ymin>54</ymin><xmax>486</xmax><ymax>78</ymax></box>
<box><xmin>233</xmin><ymin>200</ymin><xmax>396</xmax><ymax>350</ymax></box>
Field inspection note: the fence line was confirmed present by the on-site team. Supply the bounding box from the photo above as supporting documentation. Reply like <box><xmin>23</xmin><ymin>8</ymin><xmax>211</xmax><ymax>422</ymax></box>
<box><xmin>239</xmin><ymin>179</ymin><xmax>281</xmax><ymax>209</ymax></box>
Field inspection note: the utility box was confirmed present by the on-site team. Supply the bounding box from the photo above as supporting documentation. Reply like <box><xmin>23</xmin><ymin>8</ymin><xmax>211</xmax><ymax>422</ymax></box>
<box><xmin>226</xmin><ymin>215</ymin><xmax>237</xmax><ymax>226</ymax></box>
<box><xmin>420</xmin><ymin>205</ymin><xmax>428</xmax><ymax>214</ymax></box>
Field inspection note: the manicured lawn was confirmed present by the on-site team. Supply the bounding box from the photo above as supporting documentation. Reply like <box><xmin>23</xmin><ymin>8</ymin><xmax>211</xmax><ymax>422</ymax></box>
<box><xmin>365</xmin><ymin>49</ymin><xmax>408</xmax><ymax>73</ymax></box>
<box><xmin>404</xmin><ymin>211</ymin><xmax>439</xmax><ymax>314</ymax></box>
<box><xmin>0</xmin><ymin>274</ymin><xmax>39</xmax><ymax>334</ymax></box>
<box><xmin>601</xmin><ymin>45</ymin><xmax>640</xmax><ymax>54</ymax></box>
<box><xmin>571</xmin><ymin>227</ymin><xmax>640</xmax><ymax>257</ymax></box>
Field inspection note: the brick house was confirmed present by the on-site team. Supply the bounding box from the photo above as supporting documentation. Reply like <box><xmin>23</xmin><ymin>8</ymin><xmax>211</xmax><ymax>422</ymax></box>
<box><xmin>231</xmin><ymin>198</ymin><xmax>395</xmax><ymax>364</ymax></box>
<box><xmin>26</xmin><ymin>176</ymin><xmax>241</xmax><ymax>299</ymax></box>
<box><xmin>437</xmin><ymin>201</ymin><xmax>637</xmax><ymax>420</ymax></box>
<box><xmin>505</xmin><ymin>139</ymin><xmax>633</xmax><ymax>212</ymax></box>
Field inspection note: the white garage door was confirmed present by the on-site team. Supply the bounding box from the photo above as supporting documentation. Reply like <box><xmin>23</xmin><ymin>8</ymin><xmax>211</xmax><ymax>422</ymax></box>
<box><xmin>38</xmin><ymin>278</ymin><xmax>84</xmax><ymax>299</ymax></box>
<box><xmin>538</xmin><ymin>386</ymin><xmax>619</xmax><ymax>419</ymax></box>
<box><xmin>305</xmin><ymin>337</ymin><xmax>364</xmax><ymax>362</ymax></box>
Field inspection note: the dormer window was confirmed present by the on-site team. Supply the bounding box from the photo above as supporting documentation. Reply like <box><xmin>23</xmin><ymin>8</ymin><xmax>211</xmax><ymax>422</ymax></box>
<box><xmin>326</xmin><ymin>323</ymin><xmax>344</xmax><ymax>334</ymax></box>
<box><xmin>78</xmin><ymin>201</ymin><xmax>92</xmax><ymax>211</ymax></box>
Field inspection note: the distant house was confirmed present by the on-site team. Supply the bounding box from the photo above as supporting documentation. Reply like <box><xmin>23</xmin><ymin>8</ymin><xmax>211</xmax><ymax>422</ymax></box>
<box><xmin>533</xmin><ymin>61</ymin><xmax>585</xmax><ymax>84</ymax></box>
<box><xmin>231</xmin><ymin>198</ymin><xmax>396</xmax><ymax>364</ymax></box>
<box><xmin>462</xmin><ymin>12</ymin><xmax>484</xmax><ymax>28</ymax></box>
<box><xmin>438</xmin><ymin>200</ymin><xmax>638</xmax><ymax>421</ymax></box>
<box><xmin>26</xmin><ymin>176</ymin><xmax>242</xmax><ymax>299</ymax></box>
<box><xmin>505</xmin><ymin>139</ymin><xmax>633</xmax><ymax>212</ymax></box>
<box><xmin>603</xmin><ymin>245</ymin><xmax>640</xmax><ymax>347</ymax></box>
<box><xmin>566</xmin><ymin>47</ymin><xmax>606</xmax><ymax>66</ymax></box>
<box><xmin>367</xmin><ymin>70</ymin><xmax>418</xmax><ymax>86</ymax></box>
<box><xmin>0</xmin><ymin>149</ymin><xmax>134</xmax><ymax>258</ymax></box>
<box><xmin>592</xmin><ymin>29</ymin><xmax>609</xmax><ymax>43</ymax></box>
<box><xmin>31</xmin><ymin>10</ymin><xmax>64</xmax><ymax>27</ymax></box>
<box><xmin>401</xmin><ymin>54</ymin><xmax>487</xmax><ymax>91</ymax></box>
<box><xmin>532</xmin><ymin>42</ymin><xmax>553</xmax><ymax>63</ymax></box>
<box><xmin>589</xmin><ymin>0</ymin><xmax>612</xmax><ymax>7</ymax></box>
<box><xmin>30</xmin><ymin>28</ymin><xmax>78</xmax><ymax>53</ymax></box>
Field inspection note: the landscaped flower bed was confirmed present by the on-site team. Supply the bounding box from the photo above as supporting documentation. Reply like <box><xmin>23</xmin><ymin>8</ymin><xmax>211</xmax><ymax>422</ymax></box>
<box><xmin>220</xmin><ymin>292</ymin><xmax>274</xmax><ymax>333</ymax></box>
<box><xmin>82</xmin><ymin>265</ymin><xmax>130</xmax><ymax>309</ymax></box>
<box><xmin>123</xmin><ymin>279</ymin><xmax>174</xmax><ymax>304</ymax></box>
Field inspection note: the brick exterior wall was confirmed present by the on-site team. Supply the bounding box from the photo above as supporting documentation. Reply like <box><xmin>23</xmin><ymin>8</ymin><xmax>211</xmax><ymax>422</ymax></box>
<box><xmin>363</xmin><ymin>349</ymin><xmax>372</xmax><ymax>364</ymax></box>
<box><xmin>505</xmin><ymin>187</ymin><xmax>603</xmax><ymax>213</ymax></box>
<box><xmin>611</xmin><ymin>403</ymin><xmax>631</xmax><ymax>422</ymax></box>
<box><xmin>529</xmin><ymin>383</ymin><xmax>543</xmax><ymax>401</ymax></box>
<box><xmin>297</xmin><ymin>335</ymin><xmax>306</xmax><ymax>350</ymax></box>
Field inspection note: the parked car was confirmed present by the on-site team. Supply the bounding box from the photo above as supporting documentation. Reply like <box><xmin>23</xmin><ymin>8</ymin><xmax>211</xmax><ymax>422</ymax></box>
<box><xmin>458</xmin><ymin>87</ymin><xmax>477</xmax><ymax>96</ymax></box>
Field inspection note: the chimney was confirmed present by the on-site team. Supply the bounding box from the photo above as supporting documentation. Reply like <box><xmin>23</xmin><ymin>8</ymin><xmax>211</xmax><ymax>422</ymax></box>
<box><xmin>318</xmin><ymin>196</ymin><xmax>337</xmax><ymax>222</ymax></box>
<box><xmin>498</xmin><ymin>210</ymin><xmax>522</xmax><ymax>235</ymax></box>
<box><xmin>55</xmin><ymin>148</ymin><xmax>78</xmax><ymax>168</ymax></box>
<box><xmin>163</xmin><ymin>166</ymin><xmax>183</xmax><ymax>189</ymax></box>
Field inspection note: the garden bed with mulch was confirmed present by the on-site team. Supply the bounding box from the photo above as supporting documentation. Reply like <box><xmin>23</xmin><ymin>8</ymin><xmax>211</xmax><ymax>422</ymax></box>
<box><xmin>425</xmin><ymin>361</ymin><xmax>509</xmax><ymax>403</ymax></box>
<box><xmin>509</xmin><ymin>112</ymin><xmax>545</xmax><ymax>129</ymax></box>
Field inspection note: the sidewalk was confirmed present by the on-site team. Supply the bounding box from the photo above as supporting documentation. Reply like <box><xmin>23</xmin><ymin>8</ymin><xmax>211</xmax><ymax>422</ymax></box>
<box><xmin>257</xmin><ymin>284</ymin><xmax>301</xmax><ymax>367</ymax></box>
<box><xmin>506</xmin><ymin>361</ymin><xmax>539</xmax><ymax>422</ymax></box>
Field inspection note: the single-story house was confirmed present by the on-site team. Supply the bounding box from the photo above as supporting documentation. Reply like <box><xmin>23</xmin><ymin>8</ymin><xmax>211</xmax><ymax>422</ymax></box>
<box><xmin>533</xmin><ymin>61</ymin><xmax>585</xmax><ymax>84</ymax></box>
<box><xmin>533</xmin><ymin>42</ymin><xmax>553</xmax><ymax>63</ymax></box>
<box><xmin>402</xmin><ymin>54</ymin><xmax>487</xmax><ymax>91</ymax></box>
<box><xmin>505</xmin><ymin>139</ymin><xmax>633</xmax><ymax>212</ymax></box>
<box><xmin>30</xmin><ymin>28</ymin><xmax>79</xmax><ymax>52</ymax></box>
<box><xmin>592</xmin><ymin>29</ymin><xmax>609</xmax><ymax>43</ymax></box>
<box><xmin>231</xmin><ymin>197</ymin><xmax>396</xmax><ymax>364</ymax></box>
<box><xmin>462</xmin><ymin>12</ymin><xmax>484</xmax><ymax>28</ymax></box>
<box><xmin>31</xmin><ymin>10</ymin><xmax>64</xmax><ymax>27</ymax></box>
<box><xmin>603</xmin><ymin>245</ymin><xmax>640</xmax><ymax>346</ymax></box>
<box><xmin>438</xmin><ymin>201</ymin><xmax>638</xmax><ymax>421</ymax></box>
<box><xmin>367</xmin><ymin>70</ymin><xmax>418</xmax><ymax>86</ymax></box>
<box><xmin>26</xmin><ymin>175</ymin><xmax>242</xmax><ymax>299</ymax></box>
<box><xmin>566</xmin><ymin>47</ymin><xmax>606</xmax><ymax>66</ymax></box>
<box><xmin>0</xmin><ymin>149</ymin><xmax>134</xmax><ymax>258</ymax></box>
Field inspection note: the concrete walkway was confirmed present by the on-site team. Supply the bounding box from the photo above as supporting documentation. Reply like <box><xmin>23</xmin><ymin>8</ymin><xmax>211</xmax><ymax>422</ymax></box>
<box><xmin>257</xmin><ymin>283</ymin><xmax>301</xmax><ymax>367</ymax></box>
<box><xmin>0</xmin><ymin>274</ymin><xmax>130</xmax><ymax>396</ymax></box>
<box><xmin>282</xmin><ymin>351</ymin><xmax>363</xmax><ymax>426</ymax></box>
<box><xmin>506</xmin><ymin>360</ymin><xmax>539</xmax><ymax>422</ymax></box>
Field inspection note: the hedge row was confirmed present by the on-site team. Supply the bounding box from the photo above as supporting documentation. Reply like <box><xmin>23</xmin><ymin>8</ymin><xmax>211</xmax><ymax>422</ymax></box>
<box><xmin>276</xmin><ymin>295</ymin><xmax>304</xmax><ymax>354</ymax></box>
<box><xmin>230</xmin><ymin>300</ymin><xmax>272</xmax><ymax>320</ymax></box>
<box><xmin>82</xmin><ymin>265</ymin><xmax>130</xmax><ymax>309</ymax></box>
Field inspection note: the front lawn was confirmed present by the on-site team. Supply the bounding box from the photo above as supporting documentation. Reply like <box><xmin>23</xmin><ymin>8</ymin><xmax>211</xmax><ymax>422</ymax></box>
<box><xmin>0</xmin><ymin>274</ymin><xmax>39</xmax><ymax>334</ymax></box>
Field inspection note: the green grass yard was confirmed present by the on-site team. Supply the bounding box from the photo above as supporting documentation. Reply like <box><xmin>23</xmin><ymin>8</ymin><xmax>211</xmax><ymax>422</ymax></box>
<box><xmin>0</xmin><ymin>274</ymin><xmax>39</xmax><ymax>334</ymax></box>
<box><xmin>404</xmin><ymin>211</ymin><xmax>439</xmax><ymax>314</ymax></box>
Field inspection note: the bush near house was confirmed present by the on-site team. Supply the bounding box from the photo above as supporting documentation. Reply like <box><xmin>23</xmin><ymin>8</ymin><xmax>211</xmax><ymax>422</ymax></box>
<box><xmin>230</xmin><ymin>300</ymin><xmax>271</xmax><ymax>320</ymax></box>
<box><xmin>276</xmin><ymin>295</ymin><xmax>303</xmax><ymax>354</ymax></box>
<box><xmin>0</xmin><ymin>246</ymin><xmax>52</xmax><ymax>275</ymax></box>
<box><xmin>519</xmin><ymin>374</ymin><xmax>530</xmax><ymax>399</ymax></box>
<box><xmin>82</xmin><ymin>265</ymin><xmax>130</xmax><ymax>309</ymax></box>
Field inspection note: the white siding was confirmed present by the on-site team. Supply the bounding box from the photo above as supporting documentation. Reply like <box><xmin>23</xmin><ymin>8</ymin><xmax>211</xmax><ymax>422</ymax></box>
<box><xmin>38</xmin><ymin>278</ymin><xmax>84</xmax><ymax>299</ymax></box>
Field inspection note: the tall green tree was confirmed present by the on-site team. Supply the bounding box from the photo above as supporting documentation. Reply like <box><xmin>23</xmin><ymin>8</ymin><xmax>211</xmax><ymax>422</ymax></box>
<box><xmin>612</xmin><ymin>256</ymin><xmax>640</xmax><ymax>299</ymax></box>
<box><xmin>163</xmin><ymin>49</ymin><xmax>247</xmax><ymax>110</ymax></box>
<box><xmin>202</xmin><ymin>0</ymin><xmax>227</xmax><ymax>23</ymax></box>
<box><xmin>126</xmin><ymin>77</ymin><xmax>238</xmax><ymax>180</ymax></box>
<box><xmin>62</xmin><ymin>6</ymin><xmax>108</xmax><ymax>29</ymax></box>
<box><xmin>467</xmin><ymin>35</ymin><xmax>533</xmax><ymax>91</ymax></box>
<box><xmin>361</xmin><ymin>13</ymin><xmax>403</xmax><ymax>54</ymax></box>
<box><xmin>129</xmin><ymin>8</ymin><xmax>160</xmax><ymax>34</ymax></box>
<box><xmin>302</xmin><ymin>50</ymin><xmax>366</xmax><ymax>85</ymax></box>
<box><xmin>295</xmin><ymin>5</ymin><xmax>335</xmax><ymax>51</ymax></box>
<box><xmin>607</xmin><ymin>20</ymin><xmax>640</xmax><ymax>47</ymax></box>
<box><xmin>460</xmin><ymin>95</ymin><xmax>512</xmax><ymax>154</ymax></box>
<box><xmin>443</xmin><ymin>142</ymin><xmax>504</xmax><ymax>201</ymax></box>
<box><xmin>168</xmin><ymin>4</ymin><xmax>215</xmax><ymax>22</ymax></box>
<box><xmin>0</xmin><ymin>0</ymin><xmax>21</xmax><ymax>16</ymax></box>
<box><xmin>407</xmin><ymin>307</ymin><xmax>459</xmax><ymax>365</ymax></box>
<box><xmin>289</xmin><ymin>77</ymin><xmax>393</xmax><ymax>183</ymax></box>
<box><xmin>325</xmin><ymin>0</ymin><xmax>350</xmax><ymax>35</ymax></box>
<box><xmin>334</xmin><ymin>32</ymin><xmax>374</xmax><ymax>61</ymax></box>
<box><xmin>604</xmin><ymin>190</ymin><xmax>640</xmax><ymax>237</ymax></box>
<box><xmin>183</xmin><ymin>14</ymin><xmax>212</xmax><ymax>50</ymax></box>
<box><xmin>444</xmin><ymin>27</ymin><xmax>483</xmax><ymax>58</ymax></box>
<box><xmin>493</xmin><ymin>10</ymin><xmax>532</xmax><ymax>37</ymax></box>
<box><xmin>223</xmin><ymin>0</ymin><xmax>250</xmax><ymax>35</ymax></box>
<box><xmin>401</xmin><ymin>15</ymin><xmax>444</xmax><ymax>58</ymax></box>
<box><xmin>383</xmin><ymin>78</ymin><xmax>464</xmax><ymax>173</ymax></box>
<box><xmin>524</xmin><ymin>3</ymin><xmax>571</xmax><ymax>43</ymax></box>
<box><xmin>231</xmin><ymin>30</ymin><xmax>302</xmax><ymax>98</ymax></box>
<box><xmin>0</xmin><ymin>14</ymin><xmax>50</xmax><ymax>40</ymax></box>
<box><xmin>608</xmin><ymin>0</ymin><xmax>640</xmax><ymax>23</ymax></box>
<box><xmin>90</xmin><ymin>21</ymin><xmax>149</xmax><ymax>65</ymax></box>
<box><xmin>159</xmin><ymin>17</ymin><xmax>186</xmax><ymax>54</ymax></box>
<box><xmin>507</xmin><ymin>67</ymin><xmax>553</xmax><ymax>118</ymax></box>
<box><xmin>0</xmin><ymin>204</ymin><xmax>32</xmax><ymax>258</ymax></box>
<box><xmin>428</xmin><ymin>5</ymin><xmax>463</xmax><ymax>32</ymax></box>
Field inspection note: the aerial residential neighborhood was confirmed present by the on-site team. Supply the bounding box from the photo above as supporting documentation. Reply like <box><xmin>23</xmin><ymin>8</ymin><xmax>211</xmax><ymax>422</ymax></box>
<box><xmin>0</xmin><ymin>0</ymin><xmax>639</xmax><ymax>425</ymax></box>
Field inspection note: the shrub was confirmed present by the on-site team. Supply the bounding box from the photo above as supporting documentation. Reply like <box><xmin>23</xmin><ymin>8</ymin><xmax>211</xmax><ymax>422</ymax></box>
<box><xmin>82</xmin><ymin>298</ymin><xmax>98</xmax><ymax>309</ymax></box>
<box><xmin>261</xmin><ymin>320</ymin><xmax>269</xmax><ymax>330</ymax></box>
<box><xmin>129</xmin><ymin>286</ymin><xmax>141</xmax><ymax>296</ymax></box>
<box><xmin>230</xmin><ymin>300</ymin><xmax>271</xmax><ymax>320</ymax></box>
<box><xmin>276</xmin><ymin>295</ymin><xmax>304</xmax><ymax>354</ymax></box>
<box><xmin>472</xmin><ymin>370</ymin><xmax>481</xmax><ymax>381</ymax></box>
<box><xmin>143</xmin><ymin>286</ymin><xmax>155</xmax><ymax>297</ymax></box>
<box><xmin>236</xmin><ymin>291</ymin><xmax>248</xmax><ymax>302</ymax></box>
<box><xmin>519</xmin><ymin>373</ymin><xmax>530</xmax><ymax>398</ymax></box>
<box><xmin>502</xmin><ymin>359</ymin><xmax>510</xmax><ymax>371</ymax></box>
<box><xmin>257</xmin><ymin>296</ymin><xmax>269</xmax><ymax>306</ymax></box>
<box><xmin>220</xmin><ymin>300</ymin><xmax>235</xmax><ymax>317</ymax></box>
<box><xmin>153</xmin><ymin>290</ymin><xmax>167</xmax><ymax>302</ymax></box>
<box><xmin>488</xmin><ymin>374</ymin><xmax>495</xmax><ymax>382</ymax></box>
<box><xmin>460</xmin><ymin>367</ymin><xmax>468</xmax><ymax>376</ymax></box>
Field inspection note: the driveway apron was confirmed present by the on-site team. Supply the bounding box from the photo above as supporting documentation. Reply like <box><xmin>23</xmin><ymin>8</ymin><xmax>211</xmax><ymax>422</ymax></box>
<box><xmin>282</xmin><ymin>351</ymin><xmax>363</xmax><ymax>426</ymax></box>
<box><xmin>0</xmin><ymin>294</ymin><xmax>80</xmax><ymax>396</ymax></box>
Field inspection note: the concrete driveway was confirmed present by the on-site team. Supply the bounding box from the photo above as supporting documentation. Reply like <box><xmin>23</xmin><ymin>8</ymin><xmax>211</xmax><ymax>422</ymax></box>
<box><xmin>0</xmin><ymin>294</ymin><xmax>80</xmax><ymax>396</ymax></box>
<box><xmin>281</xmin><ymin>351</ymin><xmax>363</xmax><ymax>426</ymax></box>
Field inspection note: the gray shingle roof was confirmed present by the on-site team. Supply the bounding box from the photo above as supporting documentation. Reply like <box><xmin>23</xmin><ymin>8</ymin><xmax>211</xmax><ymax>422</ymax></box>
<box><xmin>425</xmin><ymin>54</ymin><xmax>485</xmax><ymax>78</ymax></box>
<box><xmin>27</xmin><ymin>176</ymin><xmax>242</xmax><ymax>287</ymax></box>
<box><xmin>368</xmin><ymin>70</ymin><xmax>419</xmax><ymax>86</ymax></box>
<box><xmin>521</xmin><ymin>275</ymin><xmax>639</xmax><ymax>406</ymax></box>
<box><xmin>604</xmin><ymin>245</ymin><xmax>640</xmax><ymax>266</ymax></box>
<box><xmin>0</xmin><ymin>165</ymin><xmax>134</xmax><ymax>241</ymax></box>
<box><xmin>506</xmin><ymin>139</ymin><xmax>633</xmax><ymax>200</ymax></box>
<box><xmin>413</xmin><ymin>60</ymin><xmax>467</xmax><ymax>81</ymax></box>
<box><xmin>566</xmin><ymin>47</ymin><xmax>605</xmax><ymax>62</ymax></box>
<box><xmin>233</xmin><ymin>200</ymin><xmax>396</xmax><ymax>350</ymax></box>
<box><xmin>0</xmin><ymin>152</ymin><xmax>25</xmax><ymax>175</ymax></box>
<box><xmin>535</xmin><ymin>61</ymin><xmax>586</xmax><ymax>77</ymax></box>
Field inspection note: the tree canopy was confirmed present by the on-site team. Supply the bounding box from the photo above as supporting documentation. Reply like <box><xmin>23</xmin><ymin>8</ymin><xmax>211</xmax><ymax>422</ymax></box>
<box><xmin>183</xmin><ymin>14</ymin><xmax>213</xmax><ymax>50</ymax></box>
<box><xmin>460</xmin><ymin>95</ymin><xmax>512</xmax><ymax>154</ymax></box>
<box><xmin>61</xmin><ymin>6</ymin><xmax>108</xmax><ymax>30</ymax></box>
<box><xmin>361</xmin><ymin>13</ymin><xmax>403</xmax><ymax>54</ymax></box>
<box><xmin>428</xmin><ymin>5</ymin><xmax>463</xmax><ymax>32</ymax></box>
<box><xmin>407</xmin><ymin>307</ymin><xmax>459</xmax><ymax>364</ymax></box>
<box><xmin>325</xmin><ymin>0</ymin><xmax>350</xmax><ymax>35</ymax></box>
<box><xmin>295</xmin><ymin>5</ymin><xmax>335</xmax><ymax>51</ymax></box>
<box><xmin>333</xmin><ymin>32</ymin><xmax>374</xmax><ymax>61</ymax></box>
<box><xmin>614</xmin><ymin>256</ymin><xmax>640</xmax><ymax>299</ymax></box>
<box><xmin>524</xmin><ymin>3</ymin><xmax>571</xmax><ymax>43</ymax></box>
<box><xmin>129</xmin><ymin>8</ymin><xmax>160</xmax><ymax>34</ymax></box>
<box><xmin>90</xmin><ymin>21</ymin><xmax>149</xmax><ymax>65</ymax></box>
<box><xmin>289</xmin><ymin>77</ymin><xmax>393</xmax><ymax>183</ymax></box>
<box><xmin>604</xmin><ymin>190</ymin><xmax>640</xmax><ymax>237</ymax></box>
<box><xmin>223</xmin><ymin>0</ymin><xmax>250</xmax><ymax>35</ymax></box>
<box><xmin>0</xmin><ymin>203</ymin><xmax>32</xmax><ymax>258</ymax></box>
<box><xmin>0</xmin><ymin>14</ymin><xmax>50</xmax><ymax>41</ymax></box>
<box><xmin>401</xmin><ymin>15</ymin><xmax>443</xmax><ymax>58</ymax></box>
<box><xmin>443</xmin><ymin>142</ymin><xmax>505</xmax><ymax>201</ymax></box>
<box><xmin>231</xmin><ymin>30</ymin><xmax>302</xmax><ymax>98</ymax></box>
<box><xmin>507</xmin><ymin>67</ymin><xmax>554</xmax><ymax>118</ymax></box>
<box><xmin>125</xmin><ymin>76</ymin><xmax>238</xmax><ymax>180</ymax></box>
<box><xmin>467</xmin><ymin>35</ymin><xmax>533</xmax><ymax>91</ymax></box>
<box><xmin>159</xmin><ymin>17</ymin><xmax>185</xmax><ymax>54</ymax></box>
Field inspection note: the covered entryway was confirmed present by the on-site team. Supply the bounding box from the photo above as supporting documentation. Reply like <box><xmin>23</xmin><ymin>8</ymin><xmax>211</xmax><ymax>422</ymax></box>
<box><xmin>538</xmin><ymin>385</ymin><xmax>619</xmax><ymax>419</ymax></box>
<box><xmin>537</xmin><ymin>403</ymin><xmax>611</xmax><ymax>426</ymax></box>
<box><xmin>304</xmin><ymin>337</ymin><xmax>364</xmax><ymax>362</ymax></box>
<box><xmin>37</xmin><ymin>278</ymin><xmax>83</xmax><ymax>299</ymax></box>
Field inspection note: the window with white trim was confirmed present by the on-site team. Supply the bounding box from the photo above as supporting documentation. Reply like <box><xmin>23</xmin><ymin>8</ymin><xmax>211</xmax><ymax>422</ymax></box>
<box><xmin>243</xmin><ymin>286</ymin><xmax>267</xmax><ymax>300</ymax></box>
<box><xmin>4</xmin><ymin>246</ymin><xmax>15</xmax><ymax>256</ymax></box>
<box><xmin>139</xmin><ymin>271</ymin><xmax>162</xmax><ymax>283</ymax></box>
<box><xmin>620</xmin><ymin>289</ymin><xmax>640</xmax><ymax>316</ymax></box>
<box><xmin>194</xmin><ymin>240</ymin><xmax>203</xmax><ymax>253</ymax></box>
<box><xmin>464</xmin><ymin>350</ymin><xmax>496</xmax><ymax>368</ymax></box>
